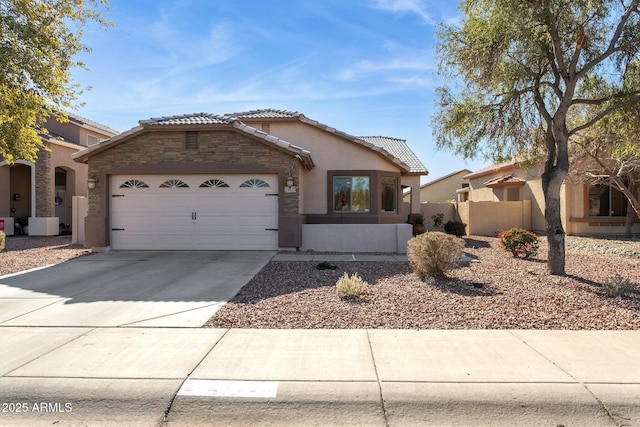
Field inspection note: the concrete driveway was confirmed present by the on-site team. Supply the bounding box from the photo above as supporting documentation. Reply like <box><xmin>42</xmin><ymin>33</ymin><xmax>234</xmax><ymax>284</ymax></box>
<box><xmin>0</xmin><ymin>250</ymin><xmax>275</xmax><ymax>327</ymax></box>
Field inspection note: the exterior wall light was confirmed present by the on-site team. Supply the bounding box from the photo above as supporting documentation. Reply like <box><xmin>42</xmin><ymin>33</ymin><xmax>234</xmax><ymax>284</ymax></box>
<box><xmin>284</xmin><ymin>173</ymin><xmax>297</xmax><ymax>193</ymax></box>
<box><xmin>87</xmin><ymin>177</ymin><xmax>98</xmax><ymax>189</ymax></box>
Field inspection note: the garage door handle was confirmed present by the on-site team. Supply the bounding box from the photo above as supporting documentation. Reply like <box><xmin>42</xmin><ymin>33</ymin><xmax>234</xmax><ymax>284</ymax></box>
<box><xmin>112</xmin><ymin>228</ymin><xmax>125</xmax><ymax>231</ymax></box>
<box><xmin>265</xmin><ymin>228</ymin><xmax>278</xmax><ymax>231</ymax></box>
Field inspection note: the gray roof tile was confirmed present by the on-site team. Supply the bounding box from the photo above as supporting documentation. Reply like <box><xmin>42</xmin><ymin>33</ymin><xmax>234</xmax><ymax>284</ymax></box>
<box><xmin>140</xmin><ymin>113</ymin><xmax>233</xmax><ymax>126</ymax></box>
<box><xmin>64</xmin><ymin>112</ymin><xmax>120</xmax><ymax>136</ymax></box>
<box><xmin>225</xmin><ymin>109</ymin><xmax>301</xmax><ymax>119</ymax></box>
<box><xmin>359</xmin><ymin>136</ymin><xmax>428</xmax><ymax>174</ymax></box>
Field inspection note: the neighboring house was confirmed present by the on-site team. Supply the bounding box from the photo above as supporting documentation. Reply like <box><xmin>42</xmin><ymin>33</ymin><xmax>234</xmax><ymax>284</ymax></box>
<box><xmin>0</xmin><ymin>113</ymin><xmax>119</xmax><ymax>236</ymax></box>
<box><xmin>404</xmin><ymin>169</ymin><xmax>471</xmax><ymax>203</ymax></box>
<box><xmin>72</xmin><ymin>109</ymin><xmax>428</xmax><ymax>252</ymax></box>
<box><xmin>457</xmin><ymin>161</ymin><xmax>640</xmax><ymax>236</ymax></box>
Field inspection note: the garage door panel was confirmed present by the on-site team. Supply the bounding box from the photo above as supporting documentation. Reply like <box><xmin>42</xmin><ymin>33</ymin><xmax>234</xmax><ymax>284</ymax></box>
<box><xmin>110</xmin><ymin>175</ymin><xmax>279</xmax><ymax>250</ymax></box>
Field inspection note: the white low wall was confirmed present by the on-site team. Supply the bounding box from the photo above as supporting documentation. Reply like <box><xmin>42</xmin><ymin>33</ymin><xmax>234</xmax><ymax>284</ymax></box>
<box><xmin>28</xmin><ymin>217</ymin><xmax>59</xmax><ymax>236</ymax></box>
<box><xmin>301</xmin><ymin>224</ymin><xmax>413</xmax><ymax>253</ymax></box>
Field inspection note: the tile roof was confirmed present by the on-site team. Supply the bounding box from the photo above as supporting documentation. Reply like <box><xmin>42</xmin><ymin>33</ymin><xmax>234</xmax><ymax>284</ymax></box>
<box><xmin>226</xmin><ymin>109</ymin><xmax>428</xmax><ymax>174</ymax></box>
<box><xmin>483</xmin><ymin>175</ymin><xmax>526</xmax><ymax>187</ymax></box>
<box><xmin>74</xmin><ymin>112</ymin><xmax>314</xmax><ymax>170</ymax></box>
<box><xmin>225</xmin><ymin>109</ymin><xmax>302</xmax><ymax>119</ymax></box>
<box><xmin>139</xmin><ymin>113</ymin><xmax>234</xmax><ymax>126</ymax></box>
<box><xmin>65</xmin><ymin>111</ymin><xmax>120</xmax><ymax>136</ymax></box>
<box><xmin>74</xmin><ymin>109</ymin><xmax>427</xmax><ymax>175</ymax></box>
<box><xmin>358</xmin><ymin>136</ymin><xmax>428</xmax><ymax>174</ymax></box>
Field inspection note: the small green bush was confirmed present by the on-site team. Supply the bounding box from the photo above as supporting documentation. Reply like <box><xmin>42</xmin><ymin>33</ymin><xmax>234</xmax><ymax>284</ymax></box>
<box><xmin>602</xmin><ymin>275</ymin><xmax>634</xmax><ymax>298</ymax></box>
<box><xmin>316</xmin><ymin>261</ymin><xmax>338</xmax><ymax>270</ymax></box>
<box><xmin>336</xmin><ymin>272</ymin><xmax>367</xmax><ymax>300</ymax></box>
<box><xmin>444</xmin><ymin>220</ymin><xmax>466</xmax><ymax>237</ymax></box>
<box><xmin>407</xmin><ymin>231</ymin><xmax>465</xmax><ymax>279</ymax></box>
<box><xmin>0</xmin><ymin>231</ymin><xmax>4</xmax><ymax>251</ymax></box>
<box><xmin>431</xmin><ymin>213</ymin><xmax>444</xmax><ymax>228</ymax></box>
<box><xmin>498</xmin><ymin>228</ymin><xmax>539</xmax><ymax>258</ymax></box>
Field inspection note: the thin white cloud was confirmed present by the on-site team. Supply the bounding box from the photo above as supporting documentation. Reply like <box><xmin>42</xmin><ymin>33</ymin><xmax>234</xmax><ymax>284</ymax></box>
<box><xmin>370</xmin><ymin>0</ymin><xmax>435</xmax><ymax>25</ymax></box>
<box><xmin>329</xmin><ymin>58</ymin><xmax>434</xmax><ymax>82</ymax></box>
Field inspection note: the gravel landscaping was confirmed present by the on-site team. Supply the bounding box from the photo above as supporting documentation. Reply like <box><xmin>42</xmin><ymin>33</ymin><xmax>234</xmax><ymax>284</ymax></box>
<box><xmin>0</xmin><ymin>236</ymin><xmax>91</xmax><ymax>276</ymax></box>
<box><xmin>206</xmin><ymin>235</ymin><xmax>640</xmax><ymax>330</ymax></box>
<box><xmin>1</xmin><ymin>233</ymin><xmax>638</xmax><ymax>330</ymax></box>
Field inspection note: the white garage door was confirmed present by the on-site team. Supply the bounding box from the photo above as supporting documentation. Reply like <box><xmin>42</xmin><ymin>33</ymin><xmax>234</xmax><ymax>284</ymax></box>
<box><xmin>110</xmin><ymin>174</ymin><xmax>278</xmax><ymax>250</ymax></box>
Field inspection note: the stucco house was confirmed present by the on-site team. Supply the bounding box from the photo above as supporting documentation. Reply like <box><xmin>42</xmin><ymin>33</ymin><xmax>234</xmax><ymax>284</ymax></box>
<box><xmin>72</xmin><ymin>109</ymin><xmax>428</xmax><ymax>252</ymax></box>
<box><xmin>404</xmin><ymin>169</ymin><xmax>471</xmax><ymax>203</ymax></box>
<box><xmin>456</xmin><ymin>161</ymin><xmax>640</xmax><ymax>236</ymax></box>
<box><xmin>0</xmin><ymin>113</ymin><xmax>119</xmax><ymax>236</ymax></box>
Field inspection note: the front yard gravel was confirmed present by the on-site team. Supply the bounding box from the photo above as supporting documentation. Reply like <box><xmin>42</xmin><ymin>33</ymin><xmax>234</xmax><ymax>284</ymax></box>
<box><xmin>0</xmin><ymin>236</ymin><xmax>91</xmax><ymax>276</ymax></box>
<box><xmin>1</xmin><ymin>234</ymin><xmax>638</xmax><ymax>330</ymax></box>
<box><xmin>206</xmin><ymin>235</ymin><xmax>640</xmax><ymax>330</ymax></box>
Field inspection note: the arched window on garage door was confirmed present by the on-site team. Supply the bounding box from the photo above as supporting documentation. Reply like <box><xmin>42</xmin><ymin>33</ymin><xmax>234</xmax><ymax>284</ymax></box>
<box><xmin>199</xmin><ymin>179</ymin><xmax>230</xmax><ymax>188</ymax></box>
<box><xmin>120</xmin><ymin>179</ymin><xmax>149</xmax><ymax>188</ymax></box>
<box><xmin>160</xmin><ymin>179</ymin><xmax>189</xmax><ymax>188</ymax></box>
<box><xmin>239</xmin><ymin>178</ymin><xmax>270</xmax><ymax>188</ymax></box>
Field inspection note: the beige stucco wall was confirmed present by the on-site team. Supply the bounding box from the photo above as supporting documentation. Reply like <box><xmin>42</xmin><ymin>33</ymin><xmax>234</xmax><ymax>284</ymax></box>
<box><xmin>412</xmin><ymin>170</ymin><xmax>469</xmax><ymax>203</ymax></box>
<box><xmin>45</xmin><ymin>118</ymin><xmax>115</xmax><ymax>147</ymax></box>
<box><xmin>420</xmin><ymin>202</ymin><xmax>458</xmax><ymax>231</ymax></box>
<box><xmin>467</xmin><ymin>164</ymin><xmax>547</xmax><ymax>233</ymax></box>
<box><xmin>269</xmin><ymin>121</ymin><xmax>405</xmax><ymax>215</ymax></box>
<box><xmin>457</xmin><ymin>200</ymin><xmax>532</xmax><ymax>236</ymax></box>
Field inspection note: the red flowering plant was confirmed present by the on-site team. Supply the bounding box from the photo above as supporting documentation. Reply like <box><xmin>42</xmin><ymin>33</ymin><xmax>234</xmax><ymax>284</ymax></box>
<box><xmin>497</xmin><ymin>228</ymin><xmax>539</xmax><ymax>258</ymax></box>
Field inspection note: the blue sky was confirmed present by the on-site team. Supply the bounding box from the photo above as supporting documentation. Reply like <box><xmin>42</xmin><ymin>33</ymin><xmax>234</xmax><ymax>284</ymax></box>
<box><xmin>72</xmin><ymin>0</ymin><xmax>489</xmax><ymax>182</ymax></box>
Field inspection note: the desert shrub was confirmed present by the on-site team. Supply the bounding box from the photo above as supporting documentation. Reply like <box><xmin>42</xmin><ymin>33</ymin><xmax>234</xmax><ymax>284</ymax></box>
<box><xmin>431</xmin><ymin>213</ymin><xmax>444</xmax><ymax>228</ymax></box>
<box><xmin>498</xmin><ymin>228</ymin><xmax>539</xmax><ymax>258</ymax></box>
<box><xmin>602</xmin><ymin>275</ymin><xmax>634</xmax><ymax>298</ymax></box>
<box><xmin>336</xmin><ymin>272</ymin><xmax>367</xmax><ymax>300</ymax></box>
<box><xmin>407</xmin><ymin>231</ymin><xmax>465</xmax><ymax>278</ymax></box>
<box><xmin>444</xmin><ymin>220</ymin><xmax>466</xmax><ymax>237</ymax></box>
<box><xmin>0</xmin><ymin>231</ymin><xmax>4</xmax><ymax>251</ymax></box>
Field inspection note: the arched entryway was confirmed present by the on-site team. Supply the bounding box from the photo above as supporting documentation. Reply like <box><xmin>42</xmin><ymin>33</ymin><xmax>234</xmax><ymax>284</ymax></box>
<box><xmin>0</xmin><ymin>161</ymin><xmax>35</xmax><ymax>235</ymax></box>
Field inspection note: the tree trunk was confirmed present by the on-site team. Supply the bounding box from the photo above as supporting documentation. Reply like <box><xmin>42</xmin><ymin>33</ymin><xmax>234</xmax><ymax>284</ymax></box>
<box><xmin>543</xmin><ymin>175</ymin><xmax>566</xmax><ymax>275</ymax></box>
<box><xmin>541</xmin><ymin>124</ymin><xmax>569</xmax><ymax>276</ymax></box>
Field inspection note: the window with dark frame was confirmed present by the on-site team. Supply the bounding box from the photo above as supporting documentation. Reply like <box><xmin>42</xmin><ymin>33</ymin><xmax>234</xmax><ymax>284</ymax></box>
<box><xmin>381</xmin><ymin>177</ymin><xmax>397</xmax><ymax>212</ymax></box>
<box><xmin>588</xmin><ymin>183</ymin><xmax>628</xmax><ymax>216</ymax></box>
<box><xmin>333</xmin><ymin>176</ymin><xmax>370</xmax><ymax>212</ymax></box>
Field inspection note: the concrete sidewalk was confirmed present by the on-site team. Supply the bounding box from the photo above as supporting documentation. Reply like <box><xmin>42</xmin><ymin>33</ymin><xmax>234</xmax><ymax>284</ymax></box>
<box><xmin>1</xmin><ymin>328</ymin><xmax>639</xmax><ymax>426</ymax></box>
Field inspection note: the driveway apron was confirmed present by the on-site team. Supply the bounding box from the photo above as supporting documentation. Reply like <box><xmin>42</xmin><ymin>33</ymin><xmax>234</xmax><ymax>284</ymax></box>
<box><xmin>0</xmin><ymin>250</ymin><xmax>274</xmax><ymax>327</ymax></box>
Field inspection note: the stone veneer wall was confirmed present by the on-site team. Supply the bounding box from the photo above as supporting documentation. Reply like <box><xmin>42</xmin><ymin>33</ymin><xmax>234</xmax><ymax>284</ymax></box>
<box><xmin>85</xmin><ymin>129</ymin><xmax>301</xmax><ymax>248</ymax></box>
<box><xmin>35</xmin><ymin>147</ymin><xmax>53</xmax><ymax>217</ymax></box>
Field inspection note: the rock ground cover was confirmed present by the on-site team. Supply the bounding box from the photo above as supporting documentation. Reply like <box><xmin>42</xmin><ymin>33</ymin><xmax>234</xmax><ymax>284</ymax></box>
<box><xmin>207</xmin><ymin>235</ymin><xmax>640</xmax><ymax>330</ymax></box>
<box><xmin>1</xmin><ymin>234</ymin><xmax>638</xmax><ymax>329</ymax></box>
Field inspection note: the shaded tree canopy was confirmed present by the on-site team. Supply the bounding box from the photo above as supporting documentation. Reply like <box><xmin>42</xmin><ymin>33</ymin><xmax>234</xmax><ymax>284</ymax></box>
<box><xmin>433</xmin><ymin>0</ymin><xmax>640</xmax><ymax>274</ymax></box>
<box><xmin>0</xmin><ymin>0</ymin><xmax>111</xmax><ymax>164</ymax></box>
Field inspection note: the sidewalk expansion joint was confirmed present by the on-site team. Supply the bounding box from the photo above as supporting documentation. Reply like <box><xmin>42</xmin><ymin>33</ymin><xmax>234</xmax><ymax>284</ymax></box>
<box><xmin>2</xmin><ymin>327</ymin><xmax>97</xmax><ymax>377</ymax></box>
<box><xmin>509</xmin><ymin>330</ymin><xmax>620</xmax><ymax>427</ymax></box>
<box><xmin>162</xmin><ymin>328</ymin><xmax>231</xmax><ymax>423</ymax></box>
<box><xmin>366</xmin><ymin>329</ymin><xmax>390</xmax><ymax>427</ymax></box>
